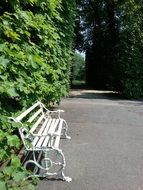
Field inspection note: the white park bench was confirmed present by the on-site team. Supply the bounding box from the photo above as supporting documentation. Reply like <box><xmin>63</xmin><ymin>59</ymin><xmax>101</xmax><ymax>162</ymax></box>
<box><xmin>9</xmin><ymin>101</ymin><xmax>72</xmax><ymax>182</ymax></box>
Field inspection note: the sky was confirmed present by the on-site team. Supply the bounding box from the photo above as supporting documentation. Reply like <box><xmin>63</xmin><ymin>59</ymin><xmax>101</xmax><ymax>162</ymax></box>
<box><xmin>76</xmin><ymin>50</ymin><xmax>85</xmax><ymax>60</ymax></box>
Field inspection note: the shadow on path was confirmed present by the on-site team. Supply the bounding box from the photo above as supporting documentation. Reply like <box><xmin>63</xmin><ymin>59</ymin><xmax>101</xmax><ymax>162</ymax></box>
<box><xmin>69</xmin><ymin>89</ymin><xmax>121</xmax><ymax>100</ymax></box>
<box><xmin>68</xmin><ymin>89</ymin><xmax>143</xmax><ymax>107</ymax></box>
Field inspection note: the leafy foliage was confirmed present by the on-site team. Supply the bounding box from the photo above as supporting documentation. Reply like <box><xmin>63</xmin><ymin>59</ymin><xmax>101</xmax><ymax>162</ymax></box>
<box><xmin>0</xmin><ymin>0</ymin><xmax>76</xmax><ymax>189</ymax></box>
<box><xmin>76</xmin><ymin>0</ymin><xmax>143</xmax><ymax>98</ymax></box>
<box><xmin>71</xmin><ymin>52</ymin><xmax>85</xmax><ymax>82</ymax></box>
<box><xmin>117</xmin><ymin>0</ymin><xmax>143</xmax><ymax>98</ymax></box>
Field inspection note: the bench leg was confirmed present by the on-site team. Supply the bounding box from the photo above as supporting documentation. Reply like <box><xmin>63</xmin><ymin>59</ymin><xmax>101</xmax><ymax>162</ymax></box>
<box><xmin>54</xmin><ymin>148</ymin><xmax>72</xmax><ymax>182</ymax></box>
<box><xmin>61</xmin><ymin>120</ymin><xmax>71</xmax><ymax>140</ymax></box>
<box><xmin>57</xmin><ymin>171</ymin><xmax>72</xmax><ymax>182</ymax></box>
<box><xmin>23</xmin><ymin>148</ymin><xmax>72</xmax><ymax>182</ymax></box>
<box><xmin>43</xmin><ymin>148</ymin><xmax>72</xmax><ymax>182</ymax></box>
<box><xmin>23</xmin><ymin>151</ymin><xmax>48</xmax><ymax>178</ymax></box>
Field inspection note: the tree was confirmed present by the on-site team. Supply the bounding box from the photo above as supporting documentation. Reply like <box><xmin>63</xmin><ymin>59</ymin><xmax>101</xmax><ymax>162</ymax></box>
<box><xmin>71</xmin><ymin>52</ymin><xmax>85</xmax><ymax>83</ymax></box>
<box><xmin>117</xmin><ymin>0</ymin><xmax>143</xmax><ymax>98</ymax></box>
<box><xmin>75</xmin><ymin>0</ymin><xmax>143</xmax><ymax>97</ymax></box>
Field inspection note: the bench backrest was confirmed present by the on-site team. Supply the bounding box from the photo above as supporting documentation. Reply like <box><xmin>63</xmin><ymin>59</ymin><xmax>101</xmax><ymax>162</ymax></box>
<box><xmin>15</xmin><ymin>101</ymin><xmax>44</xmax><ymax>122</ymax></box>
<box><xmin>11</xmin><ymin>101</ymin><xmax>47</xmax><ymax>149</ymax></box>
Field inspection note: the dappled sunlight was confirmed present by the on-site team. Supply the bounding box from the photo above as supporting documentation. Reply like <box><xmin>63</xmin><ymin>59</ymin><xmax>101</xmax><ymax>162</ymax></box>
<box><xmin>69</xmin><ymin>89</ymin><xmax>120</xmax><ymax>99</ymax></box>
<box><xmin>66</xmin><ymin>89</ymin><xmax>143</xmax><ymax>107</ymax></box>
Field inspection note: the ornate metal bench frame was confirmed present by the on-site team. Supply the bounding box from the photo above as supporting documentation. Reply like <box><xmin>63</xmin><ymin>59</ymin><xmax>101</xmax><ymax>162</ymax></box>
<box><xmin>9</xmin><ymin>101</ymin><xmax>72</xmax><ymax>182</ymax></box>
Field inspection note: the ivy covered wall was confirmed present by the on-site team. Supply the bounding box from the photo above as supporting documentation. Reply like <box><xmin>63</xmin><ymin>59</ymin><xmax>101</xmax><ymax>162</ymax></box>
<box><xmin>0</xmin><ymin>0</ymin><xmax>76</xmax><ymax>189</ymax></box>
<box><xmin>0</xmin><ymin>0</ymin><xmax>76</xmax><ymax>107</ymax></box>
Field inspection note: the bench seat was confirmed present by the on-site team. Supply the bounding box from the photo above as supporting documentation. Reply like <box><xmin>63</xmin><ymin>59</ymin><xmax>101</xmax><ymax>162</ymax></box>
<box><xmin>32</xmin><ymin>119</ymin><xmax>63</xmax><ymax>149</ymax></box>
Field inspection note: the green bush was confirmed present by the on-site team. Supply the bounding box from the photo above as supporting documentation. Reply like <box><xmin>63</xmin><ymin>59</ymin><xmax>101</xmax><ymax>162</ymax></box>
<box><xmin>118</xmin><ymin>1</ymin><xmax>143</xmax><ymax>98</ymax></box>
<box><xmin>0</xmin><ymin>0</ymin><xmax>76</xmax><ymax>189</ymax></box>
<box><xmin>71</xmin><ymin>52</ymin><xmax>85</xmax><ymax>83</ymax></box>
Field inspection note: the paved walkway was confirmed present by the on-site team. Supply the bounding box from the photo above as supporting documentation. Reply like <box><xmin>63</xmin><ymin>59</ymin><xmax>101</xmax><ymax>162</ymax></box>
<box><xmin>38</xmin><ymin>90</ymin><xmax>143</xmax><ymax>190</ymax></box>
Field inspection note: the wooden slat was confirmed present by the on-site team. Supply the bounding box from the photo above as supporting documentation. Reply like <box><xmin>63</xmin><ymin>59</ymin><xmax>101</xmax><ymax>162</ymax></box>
<box><xmin>48</xmin><ymin>119</ymin><xmax>60</xmax><ymax>134</ymax></box>
<box><xmin>42</xmin><ymin>119</ymin><xmax>54</xmax><ymax>135</ymax></box>
<box><xmin>32</xmin><ymin>119</ymin><xmax>64</xmax><ymax>148</ymax></box>
<box><xmin>35</xmin><ymin>119</ymin><xmax>53</xmax><ymax>148</ymax></box>
<box><xmin>54</xmin><ymin>119</ymin><xmax>63</xmax><ymax>136</ymax></box>
<box><xmin>16</xmin><ymin>102</ymin><xmax>41</xmax><ymax>121</ymax></box>
<box><xmin>41</xmin><ymin>136</ymin><xmax>50</xmax><ymax>148</ymax></box>
<box><xmin>41</xmin><ymin>119</ymin><xmax>57</xmax><ymax>148</ymax></box>
<box><xmin>42</xmin><ymin>119</ymin><xmax>60</xmax><ymax>148</ymax></box>
<box><xmin>32</xmin><ymin>136</ymin><xmax>40</xmax><ymax>147</ymax></box>
<box><xmin>32</xmin><ymin>119</ymin><xmax>48</xmax><ymax>148</ymax></box>
<box><xmin>37</xmin><ymin>119</ymin><xmax>49</xmax><ymax>136</ymax></box>
<box><xmin>54</xmin><ymin>120</ymin><xmax>63</xmax><ymax>148</ymax></box>
<box><xmin>30</xmin><ymin>115</ymin><xmax>44</xmax><ymax>133</ymax></box>
<box><xmin>49</xmin><ymin>136</ymin><xmax>55</xmax><ymax>147</ymax></box>
<box><xmin>28</xmin><ymin>108</ymin><xmax>42</xmax><ymax>123</ymax></box>
<box><xmin>35</xmin><ymin>136</ymin><xmax>45</xmax><ymax>148</ymax></box>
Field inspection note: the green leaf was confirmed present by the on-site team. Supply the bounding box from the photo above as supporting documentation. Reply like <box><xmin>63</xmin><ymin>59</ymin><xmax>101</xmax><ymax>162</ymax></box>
<box><xmin>0</xmin><ymin>44</ymin><xmax>6</xmax><ymax>52</ymax></box>
<box><xmin>28</xmin><ymin>0</ymin><xmax>36</xmax><ymax>5</ymax></box>
<box><xmin>0</xmin><ymin>130</ymin><xmax>5</xmax><ymax>140</ymax></box>
<box><xmin>7</xmin><ymin>135</ymin><xmax>20</xmax><ymax>148</ymax></box>
<box><xmin>0</xmin><ymin>181</ymin><xmax>6</xmax><ymax>190</ymax></box>
<box><xmin>27</xmin><ymin>184</ymin><xmax>35</xmax><ymax>190</ymax></box>
<box><xmin>0</xmin><ymin>56</ymin><xmax>9</xmax><ymax>68</ymax></box>
<box><xmin>11</xmin><ymin>122</ymin><xmax>22</xmax><ymax>129</ymax></box>
<box><xmin>3</xmin><ymin>166</ymin><xmax>14</xmax><ymax>176</ymax></box>
<box><xmin>0</xmin><ymin>149</ymin><xmax>8</xmax><ymax>161</ymax></box>
<box><xmin>28</xmin><ymin>55</ymin><xmax>38</xmax><ymax>69</ymax></box>
<box><xmin>4</xmin><ymin>28</ymin><xmax>20</xmax><ymax>41</ymax></box>
<box><xmin>11</xmin><ymin>155</ymin><xmax>21</xmax><ymax>168</ymax></box>
<box><xmin>33</xmin><ymin>54</ymin><xmax>43</xmax><ymax>64</ymax></box>
<box><xmin>13</xmin><ymin>171</ymin><xmax>26</xmax><ymax>182</ymax></box>
<box><xmin>12</xmin><ymin>188</ymin><xmax>20</xmax><ymax>190</ymax></box>
<box><xmin>7</xmin><ymin>88</ymin><xmax>19</xmax><ymax>97</ymax></box>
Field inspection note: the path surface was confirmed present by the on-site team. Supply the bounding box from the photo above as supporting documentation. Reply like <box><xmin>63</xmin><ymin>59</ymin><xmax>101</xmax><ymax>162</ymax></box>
<box><xmin>38</xmin><ymin>90</ymin><xmax>143</xmax><ymax>190</ymax></box>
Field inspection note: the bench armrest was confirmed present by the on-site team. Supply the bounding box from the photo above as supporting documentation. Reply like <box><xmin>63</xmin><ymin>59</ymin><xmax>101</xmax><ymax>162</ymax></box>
<box><xmin>31</xmin><ymin>132</ymin><xmax>59</xmax><ymax>137</ymax></box>
<box><xmin>40</xmin><ymin>102</ymin><xmax>64</xmax><ymax>118</ymax></box>
<box><xmin>48</xmin><ymin>110</ymin><xmax>64</xmax><ymax>113</ymax></box>
<box><xmin>45</xmin><ymin>110</ymin><xmax>64</xmax><ymax>119</ymax></box>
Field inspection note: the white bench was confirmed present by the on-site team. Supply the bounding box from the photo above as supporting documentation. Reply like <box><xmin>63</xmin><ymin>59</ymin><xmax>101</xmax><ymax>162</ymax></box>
<box><xmin>9</xmin><ymin>101</ymin><xmax>72</xmax><ymax>182</ymax></box>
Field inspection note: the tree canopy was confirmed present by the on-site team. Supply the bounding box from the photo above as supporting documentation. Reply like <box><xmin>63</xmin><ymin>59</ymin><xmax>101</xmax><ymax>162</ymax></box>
<box><xmin>75</xmin><ymin>0</ymin><xmax>143</xmax><ymax>98</ymax></box>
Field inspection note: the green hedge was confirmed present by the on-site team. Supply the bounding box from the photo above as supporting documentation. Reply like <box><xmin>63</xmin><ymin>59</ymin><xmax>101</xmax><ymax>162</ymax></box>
<box><xmin>0</xmin><ymin>0</ymin><xmax>76</xmax><ymax>189</ymax></box>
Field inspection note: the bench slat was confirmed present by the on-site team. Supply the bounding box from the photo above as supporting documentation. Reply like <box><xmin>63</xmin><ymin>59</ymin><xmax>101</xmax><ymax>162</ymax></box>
<box><xmin>32</xmin><ymin>136</ymin><xmax>40</xmax><ymax>147</ymax></box>
<box><xmin>15</xmin><ymin>101</ymin><xmax>41</xmax><ymax>121</ymax></box>
<box><xmin>32</xmin><ymin>119</ymin><xmax>48</xmax><ymax>147</ymax></box>
<box><xmin>35</xmin><ymin>136</ymin><xmax>45</xmax><ymax>148</ymax></box>
<box><xmin>37</xmin><ymin>119</ymin><xmax>49</xmax><ymax>136</ymax></box>
<box><xmin>30</xmin><ymin>114</ymin><xmax>45</xmax><ymax>133</ymax></box>
<box><xmin>41</xmin><ymin>136</ymin><xmax>50</xmax><ymax>148</ymax></box>
<box><xmin>34</xmin><ymin>119</ymin><xmax>53</xmax><ymax>148</ymax></box>
<box><xmin>42</xmin><ymin>119</ymin><xmax>60</xmax><ymax>148</ymax></box>
<box><xmin>36</xmin><ymin>120</ymin><xmax>51</xmax><ymax>148</ymax></box>
<box><xmin>28</xmin><ymin>108</ymin><xmax>42</xmax><ymax>123</ymax></box>
<box><xmin>54</xmin><ymin>120</ymin><xmax>63</xmax><ymax>148</ymax></box>
<box><xmin>48</xmin><ymin>119</ymin><xmax>60</xmax><ymax>134</ymax></box>
<box><xmin>42</xmin><ymin>119</ymin><xmax>54</xmax><ymax>135</ymax></box>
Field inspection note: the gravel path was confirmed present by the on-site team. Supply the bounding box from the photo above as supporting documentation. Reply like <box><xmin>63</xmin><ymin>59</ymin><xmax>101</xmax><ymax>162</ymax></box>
<box><xmin>38</xmin><ymin>90</ymin><xmax>143</xmax><ymax>190</ymax></box>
